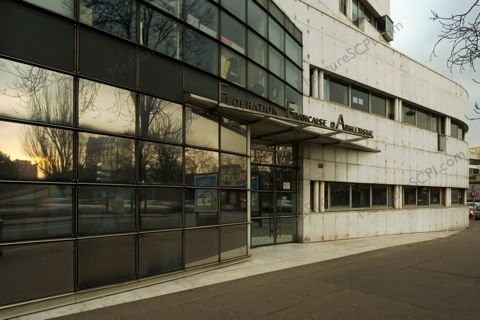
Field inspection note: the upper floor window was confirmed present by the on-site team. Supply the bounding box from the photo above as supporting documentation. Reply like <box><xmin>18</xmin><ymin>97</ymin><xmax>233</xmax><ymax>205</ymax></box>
<box><xmin>185</xmin><ymin>0</ymin><xmax>218</xmax><ymax>38</ymax></box>
<box><xmin>450</xmin><ymin>121</ymin><xmax>464</xmax><ymax>140</ymax></box>
<box><xmin>221</xmin><ymin>0</ymin><xmax>246</xmax><ymax>21</ymax></box>
<box><xmin>26</xmin><ymin>0</ymin><xmax>74</xmax><ymax>17</ymax></box>
<box><xmin>339</xmin><ymin>0</ymin><xmax>347</xmax><ymax>15</ymax></box>
<box><xmin>248</xmin><ymin>0</ymin><xmax>267</xmax><ymax>37</ymax></box>
<box><xmin>402</xmin><ymin>103</ymin><xmax>445</xmax><ymax>134</ymax></box>
<box><xmin>146</xmin><ymin>0</ymin><xmax>182</xmax><ymax>17</ymax></box>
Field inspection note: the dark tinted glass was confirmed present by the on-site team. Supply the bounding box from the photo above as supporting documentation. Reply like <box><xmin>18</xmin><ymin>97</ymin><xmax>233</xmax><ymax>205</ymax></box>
<box><xmin>251</xmin><ymin>166</ymin><xmax>273</xmax><ymax>191</ymax></box>
<box><xmin>138</xmin><ymin>96</ymin><xmax>183</xmax><ymax>143</ymax></box>
<box><xmin>404</xmin><ymin>186</ymin><xmax>417</xmax><ymax>205</ymax></box>
<box><xmin>221</xmin><ymin>47</ymin><xmax>246</xmax><ymax>87</ymax></box>
<box><xmin>221</xmin><ymin>12</ymin><xmax>246</xmax><ymax>54</ymax></box>
<box><xmin>268</xmin><ymin>17</ymin><xmax>284</xmax><ymax>51</ymax></box>
<box><xmin>221</xmin><ymin>118</ymin><xmax>247</xmax><ymax>154</ymax></box>
<box><xmin>372</xmin><ymin>186</ymin><xmax>387</xmax><ymax>206</ymax></box>
<box><xmin>451</xmin><ymin>189</ymin><xmax>459</xmax><ymax>204</ymax></box>
<box><xmin>77</xmin><ymin>236</ymin><xmax>136</xmax><ymax>289</ymax></box>
<box><xmin>275</xmin><ymin>167</ymin><xmax>296</xmax><ymax>191</ymax></box>
<box><xmin>269</xmin><ymin>74</ymin><xmax>284</xmax><ymax>106</ymax></box>
<box><xmin>269</xmin><ymin>46</ymin><xmax>284</xmax><ymax>78</ymax></box>
<box><xmin>146</xmin><ymin>0</ymin><xmax>182</xmax><ymax>17</ymax></box>
<box><xmin>276</xmin><ymin>217</ymin><xmax>296</xmax><ymax>244</ymax></box>
<box><xmin>80</xmin><ymin>0</ymin><xmax>136</xmax><ymax>40</ymax></box>
<box><xmin>185</xmin><ymin>148</ymin><xmax>219</xmax><ymax>186</ymax></box>
<box><xmin>140</xmin><ymin>5</ymin><xmax>182</xmax><ymax>59</ymax></box>
<box><xmin>221</xmin><ymin>0</ymin><xmax>246</xmax><ymax>20</ymax></box>
<box><xmin>371</xmin><ymin>95</ymin><xmax>386</xmax><ymax>116</ymax></box>
<box><xmin>220</xmin><ymin>154</ymin><xmax>247</xmax><ymax>187</ymax></box>
<box><xmin>330</xmin><ymin>183</ymin><xmax>350</xmax><ymax>207</ymax></box>
<box><xmin>0</xmin><ymin>184</ymin><xmax>72</xmax><ymax>242</ymax></box>
<box><xmin>248</xmin><ymin>1</ymin><xmax>267</xmax><ymax>36</ymax></box>
<box><xmin>139</xmin><ymin>231</ymin><xmax>183</xmax><ymax>277</ymax></box>
<box><xmin>329</xmin><ymin>80</ymin><xmax>348</xmax><ymax>105</ymax></box>
<box><xmin>0</xmin><ymin>58</ymin><xmax>73</xmax><ymax>125</ymax></box>
<box><xmin>285</xmin><ymin>60</ymin><xmax>302</xmax><ymax>91</ymax></box>
<box><xmin>251</xmin><ymin>192</ymin><xmax>273</xmax><ymax>217</ymax></box>
<box><xmin>78</xmin><ymin>79</ymin><xmax>136</xmax><ymax>135</ymax></box>
<box><xmin>186</xmin><ymin>0</ymin><xmax>218</xmax><ymax>38</ymax></box>
<box><xmin>0</xmin><ymin>241</ymin><xmax>74</xmax><ymax>306</ymax></box>
<box><xmin>185</xmin><ymin>228</ymin><xmax>219</xmax><ymax>267</ymax></box>
<box><xmin>185</xmin><ymin>29</ymin><xmax>219</xmax><ymax>75</ymax></box>
<box><xmin>0</xmin><ymin>121</ymin><xmax>73</xmax><ymax>181</ymax></box>
<box><xmin>221</xmin><ymin>224</ymin><xmax>247</xmax><ymax>260</ymax></box>
<box><xmin>139</xmin><ymin>188</ymin><xmax>183</xmax><ymax>230</ymax></box>
<box><xmin>430</xmin><ymin>187</ymin><xmax>442</xmax><ymax>205</ymax></box>
<box><xmin>286</xmin><ymin>85</ymin><xmax>303</xmax><ymax>113</ymax></box>
<box><xmin>185</xmin><ymin>108</ymin><xmax>219</xmax><ymax>148</ymax></box>
<box><xmin>78</xmin><ymin>187</ymin><xmax>135</xmax><ymax>236</ymax></box>
<box><xmin>416</xmin><ymin>110</ymin><xmax>430</xmax><ymax>130</ymax></box>
<box><xmin>387</xmin><ymin>98</ymin><xmax>395</xmax><ymax>119</ymax></box>
<box><xmin>185</xmin><ymin>189</ymin><xmax>218</xmax><ymax>227</ymax></box>
<box><xmin>248</xmin><ymin>31</ymin><xmax>268</xmax><ymax>67</ymax></box>
<box><xmin>277</xmin><ymin>145</ymin><xmax>294</xmax><ymax>166</ymax></box>
<box><xmin>352</xmin><ymin>184</ymin><xmax>370</xmax><ymax>208</ymax></box>
<box><xmin>417</xmin><ymin>187</ymin><xmax>429</xmax><ymax>206</ymax></box>
<box><xmin>276</xmin><ymin>192</ymin><xmax>296</xmax><ymax>216</ymax></box>
<box><xmin>248</xmin><ymin>62</ymin><xmax>267</xmax><ymax>98</ymax></box>
<box><xmin>78</xmin><ymin>133</ymin><xmax>135</xmax><ymax>183</ymax></box>
<box><xmin>351</xmin><ymin>87</ymin><xmax>369</xmax><ymax>112</ymax></box>
<box><xmin>220</xmin><ymin>190</ymin><xmax>247</xmax><ymax>223</ymax></box>
<box><xmin>402</xmin><ymin>105</ymin><xmax>416</xmax><ymax>125</ymax></box>
<box><xmin>139</xmin><ymin>142</ymin><xmax>183</xmax><ymax>185</ymax></box>
<box><xmin>26</xmin><ymin>0</ymin><xmax>74</xmax><ymax>17</ymax></box>
<box><xmin>286</xmin><ymin>33</ymin><xmax>302</xmax><ymax>66</ymax></box>
<box><xmin>251</xmin><ymin>218</ymin><xmax>274</xmax><ymax>246</ymax></box>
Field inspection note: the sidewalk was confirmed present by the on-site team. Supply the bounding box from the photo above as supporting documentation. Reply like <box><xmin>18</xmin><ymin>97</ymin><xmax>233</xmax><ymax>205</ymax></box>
<box><xmin>15</xmin><ymin>230</ymin><xmax>459</xmax><ymax>320</ymax></box>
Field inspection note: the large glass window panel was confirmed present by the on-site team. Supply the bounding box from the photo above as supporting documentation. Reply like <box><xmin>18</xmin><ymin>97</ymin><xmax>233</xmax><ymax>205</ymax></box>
<box><xmin>221</xmin><ymin>224</ymin><xmax>247</xmax><ymax>260</ymax></box>
<box><xmin>371</xmin><ymin>95</ymin><xmax>387</xmax><ymax>117</ymax></box>
<box><xmin>251</xmin><ymin>144</ymin><xmax>274</xmax><ymax>165</ymax></box>
<box><xmin>185</xmin><ymin>228</ymin><xmax>219</xmax><ymax>267</ymax></box>
<box><xmin>139</xmin><ymin>188</ymin><xmax>183</xmax><ymax>230</ymax></box>
<box><xmin>285</xmin><ymin>60</ymin><xmax>302</xmax><ymax>91</ymax></box>
<box><xmin>185</xmin><ymin>0</ymin><xmax>218</xmax><ymax>38</ymax></box>
<box><xmin>285</xmin><ymin>34</ymin><xmax>302</xmax><ymax>66</ymax></box>
<box><xmin>248</xmin><ymin>62</ymin><xmax>267</xmax><ymax>98</ymax></box>
<box><xmin>138</xmin><ymin>96</ymin><xmax>183</xmax><ymax>143</ymax></box>
<box><xmin>139</xmin><ymin>231</ymin><xmax>183</xmax><ymax>277</ymax></box>
<box><xmin>351</xmin><ymin>87</ymin><xmax>369</xmax><ymax>113</ymax></box>
<box><xmin>275</xmin><ymin>168</ymin><xmax>296</xmax><ymax>191</ymax></box>
<box><xmin>276</xmin><ymin>217</ymin><xmax>296</xmax><ymax>244</ymax></box>
<box><xmin>220</xmin><ymin>118</ymin><xmax>247</xmax><ymax>154</ymax></box>
<box><xmin>269</xmin><ymin>74</ymin><xmax>284</xmax><ymax>106</ymax></box>
<box><xmin>220</xmin><ymin>47</ymin><xmax>246</xmax><ymax>87</ymax></box>
<box><xmin>140</xmin><ymin>5</ymin><xmax>182</xmax><ymax>59</ymax></box>
<box><xmin>77</xmin><ymin>236</ymin><xmax>136</xmax><ymax>289</ymax></box>
<box><xmin>139</xmin><ymin>142</ymin><xmax>183</xmax><ymax>185</ymax></box>
<box><xmin>416</xmin><ymin>110</ymin><xmax>430</xmax><ymax>130</ymax></box>
<box><xmin>286</xmin><ymin>85</ymin><xmax>303</xmax><ymax>113</ymax></box>
<box><xmin>185</xmin><ymin>148</ymin><xmax>219</xmax><ymax>186</ymax></box>
<box><xmin>417</xmin><ymin>187</ymin><xmax>429</xmax><ymax>206</ymax></box>
<box><xmin>185</xmin><ymin>189</ymin><xmax>218</xmax><ymax>227</ymax></box>
<box><xmin>185</xmin><ymin>29</ymin><xmax>218</xmax><ymax>75</ymax></box>
<box><xmin>276</xmin><ymin>145</ymin><xmax>294</xmax><ymax>166</ymax></box>
<box><xmin>0</xmin><ymin>184</ymin><xmax>72</xmax><ymax>242</ymax></box>
<box><xmin>25</xmin><ymin>0</ymin><xmax>74</xmax><ymax>17</ymax></box>
<box><xmin>0</xmin><ymin>241</ymin><xmax>74</xmax><ymax>306</ymax></box>
<box><xmin>402</xmin><ymin>105</ymin><xmax>416</xmax><ymax>125</ymax></box>
<box><xmin>339</xmin><ymin>0</ymin><xmax>347</xmax><ymax>15</ymax></box>
<box><xmin>78</xmin><ymin>133</ymin><xmax>135</xmax><ymax>183</ymax></box>
<box><xmin>220</xmin><ymin>154</ymin><xmax>247</xmax><ymax>187</ymax></box>
<box><xmin>352</xmin><ymin>0</ymin><xmax>359</xmax><ymax>24</ymax></box>
<box><xmin>330</xmin><ymin>183</ymin><xmax>350</xmax><ymax>207</ymax></box>
<box><xmin>221</xmin><ymin>12</ymin><xmax>246</xmax><ymax>54</ymax></box>
<box><xmin>269</xmin><ymin>46</ymin><xmax>284</xmax><ymax>78</ymax></box>
<box><xmin>248</xmin><ymin>31</ymin><xmax>268</xmax><ymax>68</ymax></box>
<box><xmin>78</xmin><ymin>187</ymin><xmax>135</xmax><ymax>236</ymax></box>
<box><xmin>268</xmin><ymin>17</ymin><xmax>284</xmax><ymax>51</ymax></box>
<box><xmin>185</xmin><ymin>108</ymin><xmax>219</xmax><ymax>148</ymax></box>
<box><xmin>80</xmin><ymin>0</ymin><xmax>136</xmax><ymax>40</ymax></box>
<box><xmin>221</xmin><ymin>190</ymin><xmax>247</xmax><ymax>223</ymax></box>
<box><xmin>248</xmin><ymin>0</ymin><xmax>267</xmax><ymax>36</ymax></box>
<box><xmin>276</xmin><ymin>193</ymin><xmax>296</xmax><ymax>216</ymax></box>
<box><xmin>404</xmin><ymin>186</ymin><xmax>417</xmax><ymax>206</ymax></box>
<box><xmin>251</xmin><ymin>166</ymin><xmax>273</xmax><ymax>191</ymax></box>
<box><xmin>387</xmin><ymin>98</ymin><xmax>395</xmax><ymax>120</ymax></box>
<box><xmin>146</xmin><ymin>0</ymin><xmax>182</xmax><ymax>17</ymax></box>
<box><xmin>0</xmin><ymin>58</ymin><xmax>73</xmax><ymax>125</ymax></box>
<box><xmin>78</xmin><ymin>79</ymin><xmax>135</xmax><ymax>135</ymax></box>
<box><xmin>0</xmin><ymin>121</ymin><xmax>73</xmax><ymax>181</ymax></box>
<box><xmin>451</xmin><ymin>189</ymin><xmax>459</xmax><ymax>204</ymax></box>
<box><xmin>221</xmin><ymin>0</ymin><xmax>246</xmax><ymax>21</ymax></box>
<box><xmin>372</xmin><ymin>186</ymin><xmax>388</xmax><ymax>206</ymax></box>
<box><xmin>251</xmin><ymin>218</ymin><xmax>274</xmax><ymax>246</ymax></box>
<box><xmin>352</xmin><ymin>184</ymin><xmax>371</xmax><ymax>208</ymax></box>
<box><xmin>329</xmin><ymin>80</ymin><xmax>349</xmax><ymax>105</ymax></box>
<box><xmin>251</xmin><ymin>192</ymin><xmax>273</xmax><ymax>217</ymax></box>
<box><xmin>430</xmin><ymin>187</ymin><xmax>442</xmax><ymax>205</ymax></box>
<box><xmin>431</xmin><ymin>115</ymin><xmax>438</xmax><ymax>133</ymax></box>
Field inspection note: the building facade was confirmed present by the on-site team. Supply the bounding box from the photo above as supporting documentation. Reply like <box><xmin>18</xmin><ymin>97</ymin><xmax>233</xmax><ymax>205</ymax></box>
<box><xmin>468</xmin><ymin>147</ymin><xmax>480</xmax><ymax>201</ymax></box>
<box><xmin>0</xmin><ymin>0</ymin><xmax>469</xmax><ymax>316</ymax></box>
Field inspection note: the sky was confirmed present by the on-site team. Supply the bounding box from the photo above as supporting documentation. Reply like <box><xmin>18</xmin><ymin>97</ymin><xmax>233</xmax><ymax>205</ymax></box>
<box><xmin>390</xmin><ymin>0</ymin><xmax>480</xmax><ymax>147</ymax></box>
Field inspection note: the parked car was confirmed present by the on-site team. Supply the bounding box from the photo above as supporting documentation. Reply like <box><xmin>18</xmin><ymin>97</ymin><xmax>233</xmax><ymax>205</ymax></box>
<box><xmin>467</xmin><ymin>202</ymin><xmax>480</xmax><ymax>220</ymax></box>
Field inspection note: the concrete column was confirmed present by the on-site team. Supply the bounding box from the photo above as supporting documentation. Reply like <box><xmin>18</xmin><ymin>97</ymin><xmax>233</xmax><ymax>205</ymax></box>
<box><xmin>346</xmin><ymin>0</ymin><xmax>353</xmax><ymax>21</ymax></box>
<box><xmin>445</xmin><ymin>188</ymin><xmax>452</xmax><ymax>207</ymax></box>
<box><xmin>311</xmin><ymin>68</ymin><xmax>319</xmax><ymax>99</ymax></box>
<box><xmin>394</xmin><ymin>98</ymin><xmax>401</xmax><ymax>122</ymax></box>
<box><xmin>313</xmin><ymin>181</ymin><xmax>320</xmax><ymax>213</ymax></box>
<box><xmin>445</xmin><ymin>117</ymin><xmax>451</xmax><ymax>136</ymax></box>
<box><xmin>394</xmin><ymin>185</ymin><xmax>402</xmax><ymax>209</ymax></box>
<box><xmin>319</xmin><ymin>70</ymin><xmax>325</xmax><ymax>100</ymax></box>
<box><xmin>320</xmin><ymin>181</ymin><xmax>326</xmax><ymax>212</ymax></box>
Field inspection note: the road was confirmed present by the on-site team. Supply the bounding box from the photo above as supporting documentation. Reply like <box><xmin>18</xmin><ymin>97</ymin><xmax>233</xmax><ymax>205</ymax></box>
<box><xmin>56</xmin><ymin>221</ymin><xmax>480</xmax><ymax>320</ymax></box>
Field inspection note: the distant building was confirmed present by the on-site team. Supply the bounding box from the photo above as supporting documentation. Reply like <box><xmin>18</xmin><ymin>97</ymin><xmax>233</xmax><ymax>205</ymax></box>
<box><xmin>468</xmin><ymin>147</ymin><xmax>480</xmax><ymax>201</ymax></box>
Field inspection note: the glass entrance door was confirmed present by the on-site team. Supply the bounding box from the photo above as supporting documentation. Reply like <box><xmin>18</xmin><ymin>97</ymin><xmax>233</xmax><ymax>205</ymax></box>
<box><xmin>250</xmin><ymin>143</ymin><xmax>297</xmax><ymax>247</ymax></box>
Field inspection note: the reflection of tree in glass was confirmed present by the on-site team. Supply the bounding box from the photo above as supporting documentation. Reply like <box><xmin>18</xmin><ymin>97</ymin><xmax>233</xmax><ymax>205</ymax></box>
<box><xmin>139</xmin><ymin>95</ymin><xmax>183</xmax><ymax>142</ymax></box>
<box><xmin>251</xmin><ymin>144</ymin><xmax>274</xmax><ymax>165</ymax></box>
<box><xmin>0</xmin><ymin>151</ymin><xmax>15</xmax><ymax>179</ymax></box>
<box><xmin>140</xmin><ymin>143</ymin><xmax>182</xmax><ymax>184</ymax></box>
<box><xmin>185</xmin><ymin>149</ymin><xmax>218</xmax><ymax>176</ymax></box>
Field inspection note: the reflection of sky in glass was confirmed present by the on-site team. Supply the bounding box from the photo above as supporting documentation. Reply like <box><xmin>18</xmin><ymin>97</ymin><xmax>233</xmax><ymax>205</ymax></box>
<box><xmin>186</xmin><ymin>108</ymin><xmax>218</xmax><ymax>148</ymax></box>
<box><xmin>0</xmin><ymin>121</ymin><xmax>31</xmax><ymax>162</ymax></box>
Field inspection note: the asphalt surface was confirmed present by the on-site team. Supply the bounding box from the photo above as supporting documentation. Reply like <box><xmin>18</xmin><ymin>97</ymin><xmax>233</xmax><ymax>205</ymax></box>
<box><xmin>56</xmin><ymin>221</ymin><xmax>480</xmax><ymax>320</ymax></box>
